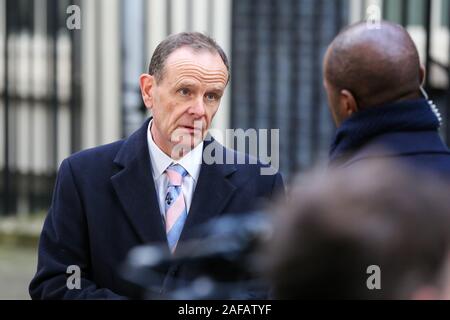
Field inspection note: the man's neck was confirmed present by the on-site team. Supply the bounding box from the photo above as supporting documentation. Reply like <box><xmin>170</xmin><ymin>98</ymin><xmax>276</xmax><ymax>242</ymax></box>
<box><xmin>361</xmin><ymin>90</ymin><xmax>422</xmax><ymax>110</ymax></box>
<box><xmin>150</xmin><ymin>124</ymin><xmax>180</xmax><ymax>160</ymax></box>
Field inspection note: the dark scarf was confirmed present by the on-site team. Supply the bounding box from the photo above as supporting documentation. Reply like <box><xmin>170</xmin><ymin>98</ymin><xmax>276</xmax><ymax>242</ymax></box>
<box><xmin>329</xmin><ymin>99</ymin><xmax>440</xmax><ymax>163</ymax></box>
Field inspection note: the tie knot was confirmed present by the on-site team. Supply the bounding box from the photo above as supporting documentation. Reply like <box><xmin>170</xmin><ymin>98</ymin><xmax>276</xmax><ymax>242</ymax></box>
<box><xmin>166</xmin><ymin>164</ymin><xmax>188</xmax><ymax>187</ymax></box>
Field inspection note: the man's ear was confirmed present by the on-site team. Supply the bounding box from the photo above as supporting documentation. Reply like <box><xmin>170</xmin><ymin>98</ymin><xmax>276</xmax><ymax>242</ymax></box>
<box><xmin>340</xmin><ymin>89</ymin><xmax>358</xmax><ymax>118</ymax></box>
<box><xmin>139</xmin><ymin>74</ymin><xmax>155</xmax><ymax>110</ymax></box>
<box><xmin>419</xmin><ymin>65</ymin><xmax>426</xmax><ymax>86</ymax></box>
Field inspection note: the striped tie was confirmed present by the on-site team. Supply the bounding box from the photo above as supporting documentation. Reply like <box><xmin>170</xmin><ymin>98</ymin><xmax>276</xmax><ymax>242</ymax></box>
<box><xmin>164</xmin><ymin>164</ymin><xmax>188</xmax><ymax>253</ymax></box>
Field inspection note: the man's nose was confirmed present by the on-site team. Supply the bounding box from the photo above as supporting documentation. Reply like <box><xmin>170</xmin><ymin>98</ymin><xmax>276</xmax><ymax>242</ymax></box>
<box><xmin>189</xmin><ymin>96</ymin><xmax>206</xmax><ymax>117</ymax></box>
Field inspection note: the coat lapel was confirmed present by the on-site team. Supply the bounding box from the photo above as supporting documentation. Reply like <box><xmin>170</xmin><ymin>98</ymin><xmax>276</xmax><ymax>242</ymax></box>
<box><xmin>111</xmin><ymin>119</ymin><xmax>168</xmax><ymax>246</ymax></box>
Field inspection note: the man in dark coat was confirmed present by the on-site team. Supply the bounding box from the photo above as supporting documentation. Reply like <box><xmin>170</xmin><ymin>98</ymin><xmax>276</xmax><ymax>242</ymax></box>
<box><xmin>323</xmin><ymin>21</ymin><xmax>450</xmax><ymax>176</ymax></box>
<box><xmin>29</xmin><ymin>32</ymin><xmax>284</xmax><ymax>299</ymax></box>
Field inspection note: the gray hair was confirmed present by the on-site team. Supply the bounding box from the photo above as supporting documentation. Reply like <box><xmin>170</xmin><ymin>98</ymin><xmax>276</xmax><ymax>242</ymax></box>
<box><xmin>148</xmin><ymin>32</ymin><xmax>230</xmax><ymax>84</ymax></box>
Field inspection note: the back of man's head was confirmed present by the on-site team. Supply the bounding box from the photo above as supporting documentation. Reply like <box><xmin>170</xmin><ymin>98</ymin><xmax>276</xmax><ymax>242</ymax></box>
<box><xmin>267</xmin><ymin>161</ymin><xmax>450</xmax><ymax>300</ymax></box>
<box><xmin>323</xmin><ymin>21</ymin><xmax>424</xmax><ymax>126</ymax></box>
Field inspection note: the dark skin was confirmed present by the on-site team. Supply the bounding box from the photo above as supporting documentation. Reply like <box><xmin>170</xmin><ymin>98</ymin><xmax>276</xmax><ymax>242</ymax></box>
<box><xmin>323</xmin><ymin>21</ymin><xmax>426</xmax><ymax>127</ymax></box>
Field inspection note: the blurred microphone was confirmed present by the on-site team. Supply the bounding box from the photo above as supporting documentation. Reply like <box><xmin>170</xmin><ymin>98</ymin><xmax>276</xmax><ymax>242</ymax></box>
<box><xmin>119</xmin><ymin>212</ymin><xmax>273</xmax><ymax>299</ymax></box>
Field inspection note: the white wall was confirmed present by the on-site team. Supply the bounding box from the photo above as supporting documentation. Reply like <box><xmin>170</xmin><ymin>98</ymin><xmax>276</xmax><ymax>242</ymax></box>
<box><xmin>0</xmin><ymin>0</ymin><xmax>5</xmax><ymax>170</ymax></box>
<box><xmin>81</xmin><ymin>0</ymin><xmax>121</xmax><ymax>149</ymax></box>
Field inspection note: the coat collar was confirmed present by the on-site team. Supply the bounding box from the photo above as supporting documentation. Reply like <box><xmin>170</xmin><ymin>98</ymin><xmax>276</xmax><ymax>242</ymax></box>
<box><xmin>329</xmin><ymin>99</ymin><xmax>441</xmax><ymax>164</ymax></box>
<box><xmin>339</xmin><ymin>130</ymin><xmax>450</xmax><ymax>168</ymax></box>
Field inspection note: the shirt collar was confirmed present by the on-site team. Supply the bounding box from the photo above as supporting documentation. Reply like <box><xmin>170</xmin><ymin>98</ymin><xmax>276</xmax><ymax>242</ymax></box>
<box><xmin>147</xmin><ymin>120</ymin><xmax>203</xmax><ymax>181</ymax></box>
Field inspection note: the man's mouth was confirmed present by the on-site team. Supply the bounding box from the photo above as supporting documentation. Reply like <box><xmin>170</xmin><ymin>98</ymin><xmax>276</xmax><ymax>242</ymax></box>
<box><xmin>179</xmin><ymin>125</ymin><xmax>202</xmax><ymax>133</ymax></box>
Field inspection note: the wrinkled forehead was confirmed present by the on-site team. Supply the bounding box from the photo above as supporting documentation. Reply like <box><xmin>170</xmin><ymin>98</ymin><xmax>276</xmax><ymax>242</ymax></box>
<box><xmin>164</xmin><ymin>49</ymin><xmax>229</xmax><ymax>87</ymax></box>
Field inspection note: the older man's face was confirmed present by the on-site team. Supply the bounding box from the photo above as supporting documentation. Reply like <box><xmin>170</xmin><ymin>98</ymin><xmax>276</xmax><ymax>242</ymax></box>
<box><xmin>143</xmin><ymin>47</ymin><xmax>228</xmax><ymax>158</ymax></box>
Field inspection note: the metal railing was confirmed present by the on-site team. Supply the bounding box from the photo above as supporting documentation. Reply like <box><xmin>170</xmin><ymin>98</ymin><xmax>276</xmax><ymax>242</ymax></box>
<box><xmin>1</xmin><ymin>0</ymin><xmax>82</xmax><ymax>216</ymax></box>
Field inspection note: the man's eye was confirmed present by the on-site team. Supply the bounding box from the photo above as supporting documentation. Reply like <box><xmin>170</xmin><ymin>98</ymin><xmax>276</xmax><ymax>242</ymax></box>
<box><xmin>178</xmin><ymin>88</ymin><xmax>190</xmax><ymax>96</ymax></box>
<box><xmin>205</xmin><ymin>93</ymin><xmax>219</xmax><ymax>101</ymax></box>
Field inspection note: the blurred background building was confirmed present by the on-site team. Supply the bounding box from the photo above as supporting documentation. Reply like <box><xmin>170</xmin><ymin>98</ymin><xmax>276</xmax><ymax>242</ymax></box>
<box><xmin>0</xmin><ymin>0</ymin><xmax>449</xmax><ymax>218</ymax></box>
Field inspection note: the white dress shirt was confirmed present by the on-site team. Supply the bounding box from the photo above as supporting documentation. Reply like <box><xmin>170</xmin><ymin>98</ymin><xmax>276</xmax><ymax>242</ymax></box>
<box><xmin>147</xmin><ymin>120</ymin><xmax>203</xmax><ymax>218</ymax></box>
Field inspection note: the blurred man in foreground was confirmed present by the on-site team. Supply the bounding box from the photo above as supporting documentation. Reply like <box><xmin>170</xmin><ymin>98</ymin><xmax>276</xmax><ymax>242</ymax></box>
<box><xmin>266</xmin><ymin>161</ymin><xmax>450</xmax><ymax>300</ymax></box>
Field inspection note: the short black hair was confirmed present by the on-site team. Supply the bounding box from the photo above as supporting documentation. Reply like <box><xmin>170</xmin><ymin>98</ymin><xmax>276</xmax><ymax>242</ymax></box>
<box><xmin>325</xmin><ymin>21</ymin><xmax>421</xmax><ymax>108</ymax></box>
